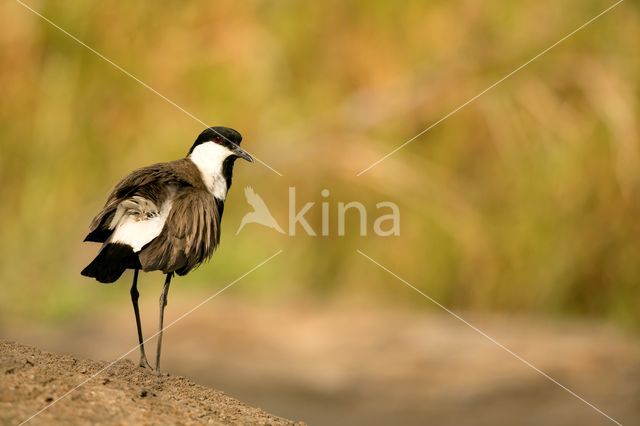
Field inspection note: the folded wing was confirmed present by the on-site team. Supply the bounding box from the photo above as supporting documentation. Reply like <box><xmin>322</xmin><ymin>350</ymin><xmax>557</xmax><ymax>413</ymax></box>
<box><xmin>84</xmin><ymin>163</ymin><xmax>186</xmax><ymax>244</ymax></box>
<box><xmin>138</xmin><ymin>188</ymin><xmax>221</xmax><ymax>276</ymax></box>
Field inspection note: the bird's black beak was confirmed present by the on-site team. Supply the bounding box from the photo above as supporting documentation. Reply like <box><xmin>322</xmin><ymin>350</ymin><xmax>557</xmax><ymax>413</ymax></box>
<box><xmin>233</xmin><ymin>146</ymin><xmax>253</xmax><ymax>162</ymax></box>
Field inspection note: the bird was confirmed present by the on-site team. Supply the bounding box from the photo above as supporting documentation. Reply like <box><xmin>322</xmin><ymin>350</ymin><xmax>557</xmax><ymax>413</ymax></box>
<box><xmin>236</xmin><ymin>186</ymin><xmax>284</xmax><ymax>235</ymax></box>
<box><xmin>81</xmin><ymin>126</ymin><xmax>252</xmax><ymax>372</ymax></box>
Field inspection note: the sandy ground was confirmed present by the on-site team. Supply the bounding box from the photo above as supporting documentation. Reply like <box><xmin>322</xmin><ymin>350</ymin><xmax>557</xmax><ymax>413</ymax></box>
<box><xmin>0</xmin><ymin>341</ymin><xmax>302</xmax><ymax>426</ymax></box>
<box><xmin>2</xmin><ymin>298</ymin><xmax>640</xmax><ymax>425</ymax></box>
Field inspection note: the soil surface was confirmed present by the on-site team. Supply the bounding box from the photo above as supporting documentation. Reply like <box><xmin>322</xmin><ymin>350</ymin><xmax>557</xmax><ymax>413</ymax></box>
<box><xmin>3</xmin><ymin>299</ymin><xmax>640</xmax><ymax>425</ymax></box>
<box><xmin>0</xmin><ymin>340</ymin><xmax>303</xmax><ymax>426</ymax></box>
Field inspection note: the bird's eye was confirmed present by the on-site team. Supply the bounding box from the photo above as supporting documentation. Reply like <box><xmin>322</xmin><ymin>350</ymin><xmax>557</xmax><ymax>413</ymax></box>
<box><xmin>213</xmin><ymin>136</ymin><xmax>223</xmax><ymax>144</ymax></box>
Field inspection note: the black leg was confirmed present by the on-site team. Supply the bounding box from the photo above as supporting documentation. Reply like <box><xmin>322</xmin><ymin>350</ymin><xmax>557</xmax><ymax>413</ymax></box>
<box><xmin>130</xmin><ymin>269</ymin><xmax>152</xmax><ymax>369</ymax></box>
<box><xmin>155</xmin><ymin>272</ymin><xmax>173</xmax><ymax>373</ymax></box>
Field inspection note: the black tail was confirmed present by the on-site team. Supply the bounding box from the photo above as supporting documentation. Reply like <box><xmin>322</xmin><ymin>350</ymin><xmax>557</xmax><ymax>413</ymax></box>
<box><xmin>81</xmin><ymin>243</ymin><xmax>141</xmax><ymax>283</ymax></box>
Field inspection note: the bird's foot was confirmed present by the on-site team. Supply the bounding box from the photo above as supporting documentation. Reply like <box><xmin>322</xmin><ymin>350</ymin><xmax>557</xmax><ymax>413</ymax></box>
<box><xmin>139</xmin><ymin>356</ymin><xmax>153</xmax><ymax>370</ymax></box>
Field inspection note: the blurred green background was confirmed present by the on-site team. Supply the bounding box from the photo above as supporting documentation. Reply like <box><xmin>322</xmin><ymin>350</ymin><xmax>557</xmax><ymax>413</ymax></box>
<box><xmin>0</xmin><ymin>0</ymin><xmax>639</xmax><ymax>328</ymax></box>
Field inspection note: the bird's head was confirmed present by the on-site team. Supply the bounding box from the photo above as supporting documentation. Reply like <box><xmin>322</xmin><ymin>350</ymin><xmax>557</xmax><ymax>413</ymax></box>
<box><xmin>188</xmin><ymin>127</ymin><xmax>253</xmax><ymax>163</ymax></box>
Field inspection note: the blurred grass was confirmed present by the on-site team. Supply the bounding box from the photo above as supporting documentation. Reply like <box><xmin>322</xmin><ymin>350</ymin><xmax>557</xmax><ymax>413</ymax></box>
<box><xmin>0</xmin><ymin>0</ymin><xmax>639</xmax><ymax>328</ymax></box>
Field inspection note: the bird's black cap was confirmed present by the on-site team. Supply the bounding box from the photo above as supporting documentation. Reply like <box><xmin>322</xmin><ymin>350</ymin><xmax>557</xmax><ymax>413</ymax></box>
<box><xmin>192</xmin><ymin>127</ymin><xmax>242</xmax><ymax>149</ymax></box>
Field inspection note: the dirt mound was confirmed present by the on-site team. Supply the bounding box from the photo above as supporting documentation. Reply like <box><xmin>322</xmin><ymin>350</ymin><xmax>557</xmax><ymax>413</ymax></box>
<box><xmin>0</xmin><ymin>341</ymin><xmax>303</xmax><ymax>425</ymax></box>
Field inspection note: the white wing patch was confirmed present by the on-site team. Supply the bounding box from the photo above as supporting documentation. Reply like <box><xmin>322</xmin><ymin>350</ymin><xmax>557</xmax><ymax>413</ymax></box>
<box><xmin>109</xmin><ymin>191</ymin><xmax>175</xmax><ymax>252</ymax></box>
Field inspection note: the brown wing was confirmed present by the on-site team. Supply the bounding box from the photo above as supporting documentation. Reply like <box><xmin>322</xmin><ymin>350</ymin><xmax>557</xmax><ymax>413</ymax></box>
<box><xmin>138</xmin><ymin>187</ymin><xmax>221</xmax><ymax>276</ymax></box>
<box><xmin>84</xmin><ymin>161</ymin><xmax>192</xmax><ymax>243</ymax></box>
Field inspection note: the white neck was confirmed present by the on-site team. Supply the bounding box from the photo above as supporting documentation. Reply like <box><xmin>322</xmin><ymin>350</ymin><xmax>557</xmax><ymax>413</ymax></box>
<box><xmin>189</xmin><ymin>142</ymin><xmax>233</xmax><ymax>200</ymax></box>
